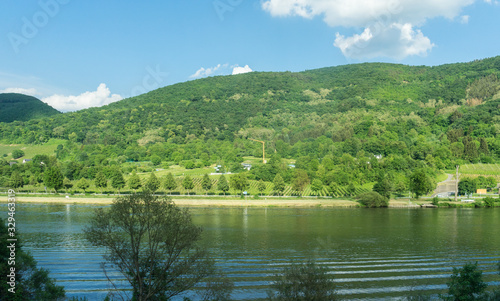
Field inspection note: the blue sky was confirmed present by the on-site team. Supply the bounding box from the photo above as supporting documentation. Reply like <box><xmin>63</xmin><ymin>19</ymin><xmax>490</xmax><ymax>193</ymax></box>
<box><xmin>0</xmin><ymin>0</ymin><xmax>499</xmax><ymax>111</ymax></box>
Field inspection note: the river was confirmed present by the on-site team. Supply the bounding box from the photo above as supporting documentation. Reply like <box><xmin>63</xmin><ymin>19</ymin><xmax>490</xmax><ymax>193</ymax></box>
<box><xmin>4</xmin><ymin>203</ymin><xmax>500</xmax><ymax>300</ymax></box>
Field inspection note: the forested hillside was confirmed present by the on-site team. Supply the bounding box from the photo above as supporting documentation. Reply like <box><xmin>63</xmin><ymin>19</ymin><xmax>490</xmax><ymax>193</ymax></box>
<box><xmin>0</xmin><ymin>93</ymin><xmax>60</xmax><ymax>123</ymax></box>
<box><xmin>1</xmin><ymin>57</ymin><xmax>499</xmax><ymax>196</ymax></box>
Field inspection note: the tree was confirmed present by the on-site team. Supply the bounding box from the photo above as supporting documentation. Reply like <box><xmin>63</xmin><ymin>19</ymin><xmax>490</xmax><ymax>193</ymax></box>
<box><xmin>111</xmin><ymin>170</ymin><xmax>125</xmax><ymax>193</ymax></box>
<box><xmin>10</xmin><ymin>171</ymin><xmax>24</xmax><ymax>188</ymax></box>
<box><xmin>127</xmin><ymin>171</ymin><xmax>142</xmax><ymax>192</ymax></box>
<box><xmin>145</xmin><ymin>172</ymin><xmax>160</xmax><ymax>192</ymax></box>
<box><xmin>76</xmin><ymin>178</ymin><xmax>90</xmax><ymax>193</ymax></box>
<box><xmin>373</xmin><ymin>177</ymin><xmax>392</xmax><ymax>199</ymax></box>
<box><xmin>230</xmin><ymin>173</ymin><xmax>248</xmax><ymax>194</ymax></box>
<box><xmin>356</xmin><ymin>191</ymin><xmax>389</xmax><ymax>208</ymax></box>
<box><xmin>63</xmin><ymin>177</ymin><xmax>73</xmax><ymax>192</ymax></box>
<box><xmin>292</xmin><ymin>169</ymin><xmax>310</xmax><ymax>196</ymax></box>
<box><xmin>273</xmin><ymin>174</ymin><xmax>286</xmax><ymax>196</ymax></box>
<box><xmin>444</xmin><ymin>262</ymin><xmax>487</xmax><ymax>300</ymax></box>
<box><xmin>182</xmin><ymin>175</ymin><xmax>194</xmax><ymax>194</ymax></box>
<box><xmin>217</xmin><ymin>175</ymin><xmax>229</xmax><ymax>195</ymax></box>
<box><xmin>95</xmin><ymin>171</ymin><xmax>108</xmax><ymax>193</ymax></box>
<box><xmin>150</xmin><ymin>155</ymin><xmax>162</xmax><ymax>166</ymax></box>
<box><xmin>163</xmin><ymin>172</ymin><xmax>177</xmax><ymax>194</ymax></box>
<box><xmin>409</xmin><ymin>169</ymin><xmax>434</xmax><ymax>199</ymax></box>
<box><xmin>43</xmin><ymin>166</ymin><xmax>64</xmax><ymax>193</ymax></box>
<box><xmin>328</xmin><ymin>182</ymin><xmax>340</xmax><ymax>197</ymax></box>
<box><xmin>11</xmin><ymin>149</ymin><xmax>24</xmax><ymax>159</ymax></box>
<box><xmin>83</xmin><ymin>192</ymin><xmax>228</xmax><ymax>301</ymax></box>
<box><xmin>201</xmin><ymin>173</ymin><xmax>212</xmax><ymax>194</ymax></box>
<box><xmin>479</xmin><ymin>138</ymin><xmax>489</xmax><ymax>155</ymax></box>
<box><xmin>311</xmin><ymin>179</ymin><xmax>323</xmax><ymax>197</ymax></box>
<box><xmin>1</xmin><ymin>218</ymin><xmax>65</xmax><ymax>300</ymax></box>
<box><xmin>346</xmin><ymin>183</ymin><xmax>356</xmax><ymax>197</ymax></box>
<box><xmin>268</xmin><ymin>260</ymin><xmax>338</xmax><ymax>301</ymax></box>
<box><xmin>257</xmin><ymin>179</ymin><xmax>266</xmax><ymax>196</ymax></box>
<box><xmin>458</xmin><ymin>178</ymin><xmax>477</xmax><ymax>196</ymax></box>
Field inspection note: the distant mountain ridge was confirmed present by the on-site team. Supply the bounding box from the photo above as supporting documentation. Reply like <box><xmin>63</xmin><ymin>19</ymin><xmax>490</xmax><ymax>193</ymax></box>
<box><xmin>0</xmin><ymin>93</ymin><xmax>60</xmax><ymax>123</ymax></box>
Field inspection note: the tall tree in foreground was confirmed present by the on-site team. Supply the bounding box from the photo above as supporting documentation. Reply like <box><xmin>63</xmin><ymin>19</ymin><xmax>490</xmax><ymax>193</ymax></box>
<box><xmin>268</xmin><ymin>260</ymin><xmax>338</xmax><ymax>301</ymax></box>
<box><xmin>84</xmin><ymin>192</ymin><xmax>232</xmax><ymax>301</ymax></box>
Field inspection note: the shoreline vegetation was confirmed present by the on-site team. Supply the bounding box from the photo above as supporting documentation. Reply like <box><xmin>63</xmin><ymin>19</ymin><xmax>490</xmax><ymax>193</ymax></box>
<box><xmin>1</xmin><ymin>194</ymin><xmax>497</xmax><ymax>208</ymax></box>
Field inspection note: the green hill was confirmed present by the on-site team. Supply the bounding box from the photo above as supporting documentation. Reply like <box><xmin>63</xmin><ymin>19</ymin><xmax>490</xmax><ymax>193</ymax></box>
<box><xmin>0</xmin><ymin>57</ymin><xmax>499</xmax><ymax>193</ymax></box>
<box><xmin>0</xmin><ymin>93</ymin><xmax>60</xmax><ymax>123</ymax></box>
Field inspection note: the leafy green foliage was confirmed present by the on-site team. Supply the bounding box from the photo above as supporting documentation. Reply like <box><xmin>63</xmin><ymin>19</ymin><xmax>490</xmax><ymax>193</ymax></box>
<box><xmin>76</xmin><ymin>177</ymin><xmax>90</xmax><ymax>192</ymax></box>
<box><xmin>11</xmin><ymin>149</ymin><xmax>24</xmax><ymax>159</ymax></box>
<box><xmin>458</xmin><ymin>178</ymin><xmax>477</xmax><ymax>196</ymax></box>
<box><xmin>356</xmin><ymin>191</ymin><xmax>389</xmax><ymax>208</ymax></box>
<box><xmin>273</xmin><ymin>174</ymin><xmax>286</xmax><ymax>195</ymax></box>
<box><xmin>444</xmin><ymin>262</ymin><xmax>487</xmax><ymax>300</ymax></box>
<box><xmin>217</xmin><ymin>175</ymin><xmax>229</xmax><ymax>195</ymax></box>
<box><xmin>201</xmin><ymin>173</ymin><xmax>212</xmax><ymax>192</ymax></box>
<box><xmin>409</xmin><ymin>169</ymin><xmax>434</xmax><ymax>199</ymax></box>
<box><xmin>230</xmin><ymin>173</ymin><xmax>248</xmax><ymax>193</ymax></box>
<box><xmin>83</xmin><ymin>192</ymin><xmax>226</xmax><ymax>300</ymax></box>
<box><xmin>145</xmin><ymin>172</ymin><xmax>160</xmax><ymax>192</ymax></box>
<box><xmin>373</xmin><ymin>177</ymin><xmax>392</xmax><ymax>199</ymax></box>
<box><xmin>163</xmin><ymin>172</ymin><xmax>177</xmax><ymax>192</ymax></box>
<box><xmin>94</xmin><ymin>171</ymin><xmax>108</xmax><ymax>191</ymax></box>
<box><xmin>268</xmin><ymin>260</ymin><xmax>338</xmax><ymax>301</ymax></box>
<box><xmin>182</xmin><ymin>175</ymin><xmax>194</xmax><ymax>192</ymax></box>
<box><xmin>111</xmin><ymin>170</ymin><xmax>125</xmax><ymax>191</ymax></box>
<box><xmin>43</xmin><ymin>166</ymin><xmax>63</xmax><ymax>192</ymax></box>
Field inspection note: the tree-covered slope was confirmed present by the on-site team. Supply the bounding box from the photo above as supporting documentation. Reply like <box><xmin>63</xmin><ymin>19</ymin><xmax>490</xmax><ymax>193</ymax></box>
<box><xmin>1</xmin><ymin>57</ymin><xmax>499</xmax><ymax>195</ymax></box>
<box><xmin>0</xmin><ymin>57</ymin><xmax>499</xmax><ymax>165</ymax></box>
<box><xmin>0</xmin><ymin>93</ymin><xmax>60</xmax><ymax>123</ymax></box>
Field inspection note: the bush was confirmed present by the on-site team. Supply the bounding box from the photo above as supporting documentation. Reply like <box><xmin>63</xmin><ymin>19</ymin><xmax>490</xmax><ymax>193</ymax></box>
<box><xmin>431</xmin><ymin>197</ymin><xmax>440</xmax><ymax>206</ymax></box>
<box><xmin>483</xmin><ymin>197</ymin><xmax>496</xmax><ymax>207</ymax></box>
<box><xmin>356</xmin><ymin>191</ymin><xmax>389</xmax><ymax>208</ymax></box>
<box><xmin>443</xmin><ymin>262</ymin><xmax>487</xmax><ymax>300</ymax></box>
<box><xmin>268</xmin><ymin>260</ymin><xmax>338</xmax><ymax>301</ymax></box>
<box><xmin>474</xmin><ymin>200</ymin><xmax>484</xmax><ymax>208</ymax></box>
<box><xmin>11</xmin><ymin>149</ymin><xmax>24</xmax><ymax>159</ymax></box>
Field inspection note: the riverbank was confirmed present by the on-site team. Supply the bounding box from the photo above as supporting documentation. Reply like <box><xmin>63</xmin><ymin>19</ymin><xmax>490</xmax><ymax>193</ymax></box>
<box><xmin>0</xmin><ymin>194</ymin><xmax>360</xmax><ymax>207</ymax></box>
<box><xmin>2</xmin><ymin>194</ymin><xmax>489</xmax><ymax>208</ymax></box>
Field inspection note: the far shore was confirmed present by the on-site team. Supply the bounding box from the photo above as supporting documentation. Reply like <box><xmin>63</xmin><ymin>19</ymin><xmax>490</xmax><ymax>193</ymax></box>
<box><xmin>0</xmin><ymin>194</ymin><xmax>434</xmax><ymax>208</ymax></box>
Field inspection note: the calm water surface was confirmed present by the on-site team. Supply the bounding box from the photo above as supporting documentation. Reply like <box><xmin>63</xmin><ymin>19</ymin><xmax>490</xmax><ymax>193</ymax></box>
<box><xmin>4</xmin><ymin>203</ymin><xmax>500</xmax><ymax>300</ymax></box>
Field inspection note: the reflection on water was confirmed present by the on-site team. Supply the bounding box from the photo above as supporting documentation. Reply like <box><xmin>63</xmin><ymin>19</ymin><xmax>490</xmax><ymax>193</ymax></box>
<box><xmin>3</xmin><ymin>203</ymin><xmax>500</xmax><ymax>300</ymax></box>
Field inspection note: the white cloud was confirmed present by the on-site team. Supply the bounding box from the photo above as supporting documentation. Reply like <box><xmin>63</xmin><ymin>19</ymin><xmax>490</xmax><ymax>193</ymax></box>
<box><xmin>42</xmin><ymin>83</ymin><xmax>122</xmax><ymax>112</ymax></box>
<box><xmin>0</xmin><ymin>87</ymin><xmax>40</xmax><ymax>96</ymax></box>
<box><xmin>460</xmin><ymin>15</ymin><xmax>470</xmax><ymax>24</ymax></box>
<box><xmin>334</xmin><ymin>23</ymin><xmax>434</xmax><ymax>59</ymax></box>
<box><xmin>262</xmin><ymin>0</ymin><xmax>485</xmax><ymax>59</ymax></box>
<box><xmin>190</xmin><ymin>64</ymin><xmax>228</xmax><ymax>78</ymax></box>
<box><xmin>232</xmin><ymin>65</ymin><xmax>253</xmax><ymax>75</ymax></box>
